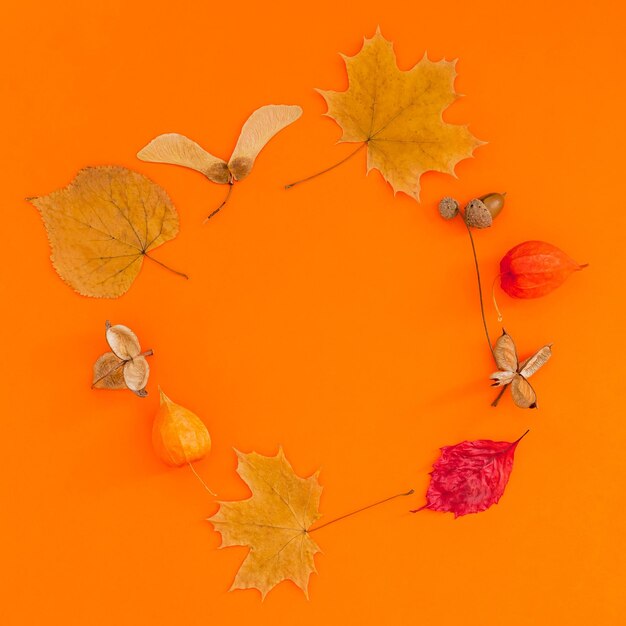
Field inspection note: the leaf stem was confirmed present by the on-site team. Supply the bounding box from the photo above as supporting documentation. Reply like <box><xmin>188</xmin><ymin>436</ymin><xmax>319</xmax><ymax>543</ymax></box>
<box><xmin>307</xmin><ymin>488</ymin><xmax>414</xmax><ymax>533</ymax></box>
<box><xmin>285</xmin><ymin>142</ymin><xmax>368</xmax><ymax>190</ymax></box>
<box><xmin>204</xmin><ymin>182</ymin><xmax>234</xmax><ymax>222</ymax></box>
<box><xmin>144</xmin><ymin>253</ymin><xmax>189</xmax><ymax>280</ymax></box>
<box><xmin>514</xmin><ymin>429</ymin><xmax>530</xmax><ymax>444</ymax></box>
<box><xmin>188</xmin><ymin>462</ymin><xmax>217</xmax><ymax>497</ymax></box>
<box><xmin>458</xmin><ymin>213</ymin><xmax>496</xmax><ymax>362</ymax></box>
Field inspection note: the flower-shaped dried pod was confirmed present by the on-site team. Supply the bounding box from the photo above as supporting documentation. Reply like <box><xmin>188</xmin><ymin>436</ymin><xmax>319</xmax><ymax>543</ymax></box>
<box><xmin>92</xmin><ymin>321</ymin><xmax>153</xmax><ymax>397</ymax></box>
<box><xmin>489</xmin><ymin>329</ymin><xmax>552</xmax><ymax>408</ymax></box>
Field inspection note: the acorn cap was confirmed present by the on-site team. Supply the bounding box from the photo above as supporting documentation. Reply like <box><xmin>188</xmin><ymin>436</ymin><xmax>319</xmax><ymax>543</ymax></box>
<box><xmin>438</xmin><ymin>196</ymin><xmax>459</xmax><ymax>220</ymax></box>
<box><xmin>465</xmin><ymin>198</ymin><xmax>493</xmax><ymax>229</ymax></box>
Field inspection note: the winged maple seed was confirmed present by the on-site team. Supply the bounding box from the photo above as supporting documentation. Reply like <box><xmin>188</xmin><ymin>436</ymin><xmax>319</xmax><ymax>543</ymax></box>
<box><xmin>92</xmin><ymin>321</ymin><xmax>153</xmax><ymax>397</ymax></box>
<box><xmin>286</xmin><ymin>28</ymin><xmax>482</xmax><ymax>199</ymax></box>
<box><xmin>28</xmin><ymin>166</ymin><xmax>187</xmax><ymax>298</ymax></box>
<box><xmin>208</xmin><ymin>449</ymin><xmax>322</xmax><ymax>599</ymax></box>
<box><xmin>137</xmin><ymin>104</ymin><xmax>302</xmax><ymax>220</ymax></box>
<box><xmin>490</xmin><ymin>329</ymin><xmax>552</xmax><ymax>409</ymax></box>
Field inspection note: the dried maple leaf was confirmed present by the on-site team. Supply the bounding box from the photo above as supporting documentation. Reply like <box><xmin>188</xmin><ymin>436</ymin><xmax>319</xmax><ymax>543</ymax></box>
<box><xmin>92</xmin><ymin>321</ymin><xmax>153</xmax><ymax>397</ymax></box>
<box><xmin>29</xmin><ymin>166</ymin><xmax>186</xmax><ymax>298</ymax></box>
<box><xmin>288</xmin><ymin>29</ymin><xmax>482</xmax><ymax>199</ymax></box>
<box><xmin>490</xmin><ymin>329</ymin><xmax>552</xmax><ymax>409</ymax></box>
<box><xmin>413</xmin><ymin>431</ymin><xmax>528</xmax><ymax>517</ymax></box>
<box><xmin>208</xmin><ymin>448</ymin><xmax>322</xmax><ymax>599</ymax></box>
<box><xmin>137</xmin><ymin>104</ymin><xmax>302</xmax><ymax>219</ymax></box>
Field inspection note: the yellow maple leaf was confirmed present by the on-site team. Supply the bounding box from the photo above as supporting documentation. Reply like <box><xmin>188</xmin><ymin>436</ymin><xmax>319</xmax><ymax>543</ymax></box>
<box><xmin>29</xmin><ymin>166</ymin><xmax>186</xmax><ymax>298</ymax></box>
<box><xmin>208</xmin><ymin>448</ymin><xmax>322</xmax><ymax>599</ymax></box>
<box><xmin>315</xmin><ymin>28</ymin><xmax>483</xmax><ymax>200</ymax></box>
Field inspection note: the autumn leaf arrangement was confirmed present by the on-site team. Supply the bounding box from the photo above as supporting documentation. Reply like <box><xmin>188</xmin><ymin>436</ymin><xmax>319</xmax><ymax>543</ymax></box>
<box><xmin>27</xmin><ymin>29</ymin><xmax>588</xmax><ymax>599</ymax></box>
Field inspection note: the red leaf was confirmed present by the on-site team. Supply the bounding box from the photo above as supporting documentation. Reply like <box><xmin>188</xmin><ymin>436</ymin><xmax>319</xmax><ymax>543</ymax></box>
<box><xmin>500</xmin><ymin>240</ymin><xmax>587</xmax><ymax>298</ymax></box>
<box><xmin>414</xmin><ymin>431</ymin><xmax>528</xmax><ymax>517</ymax></box>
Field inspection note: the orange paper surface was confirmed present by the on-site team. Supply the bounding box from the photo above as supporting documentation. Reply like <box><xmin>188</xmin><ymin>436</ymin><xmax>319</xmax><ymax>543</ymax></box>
<box><xmin>1</xmin><ymin>1</ymin><xmax>624</xmax><ymax>624</ymax></box>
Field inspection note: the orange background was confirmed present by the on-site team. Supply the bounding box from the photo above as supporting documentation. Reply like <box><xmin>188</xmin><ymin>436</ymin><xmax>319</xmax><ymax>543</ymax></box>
<box><xmin>1</xmin><ymin>1</ymin><xmax>625</xmax><ymax>624</ymax></box>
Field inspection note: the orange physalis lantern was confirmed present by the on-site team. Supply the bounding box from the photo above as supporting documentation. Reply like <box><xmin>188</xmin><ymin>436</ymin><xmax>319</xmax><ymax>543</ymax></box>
<box><xmin>152</xmin><ymin>389</ymin><xmax>211</xmax><ymax>467</ymax></box>
<box><xmin>500</xmin><ymin>241</ymin><xmax>587</xmax><ymax>299</ymax></box>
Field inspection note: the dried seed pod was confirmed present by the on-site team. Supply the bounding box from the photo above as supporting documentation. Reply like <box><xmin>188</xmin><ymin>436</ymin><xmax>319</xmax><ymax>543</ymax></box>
<box><xmin>92</xmin><ymin>352</ymin><xmax>126</xmax><ymax>389</ymax></box>
<box><xmin>438</xmin><ymin>196</ymin><xmax>459</xmax><ymax>220</ymax></box>
<box><xmin>500</xmin><ymin>241</ymin><xmax>587</xmax><ymax>298</ymax></box>
<box><xmin>106</xmin><ymin>322</ymin><xmax>141</xmax><ymax>359</ymax></box>
<box><xmin>152</xmin><ymin>390</ymin><xmax>211</xmax><ymax>466</ymax></box>
<box><xmin>92</xmin><ymin>321</ymin><xmax>152</xmax><ymax>396</ymax></box>
<box><xmin>123</xmin><ymin>357</ymin><xmax>150</xmax><ymax>393</ymax></box>
<box><xmin>489</xmin><ymin>329</ymin><xmax>552</xmax><ymax>409</ymax></box>
<box><xmin>480</xmin><ymin>192</ymin><xmax>506</xmax><ymax>219</ymax></box>
<box><xmin>465</xmin><ymin>198</ymin><xmax>492</xmax><ymax>229</ymax></box>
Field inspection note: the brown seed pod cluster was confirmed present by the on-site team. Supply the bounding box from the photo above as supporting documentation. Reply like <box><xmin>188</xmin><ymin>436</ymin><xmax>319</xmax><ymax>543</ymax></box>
<box><xmin>438</xmin><ymin>192</ymin><xmax>506</xmax><ymax>229</ymax></box>
<box><xmin>92</xmin><ymin>321</ymin><xmax>153</xmax><ymax>397</ymax></box>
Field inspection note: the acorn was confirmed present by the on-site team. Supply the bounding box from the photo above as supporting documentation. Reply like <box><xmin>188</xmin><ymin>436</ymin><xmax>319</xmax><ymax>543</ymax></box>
<box><xmin>438</xmin><ymin>196</ymin><xmax>459</xmax><ymax>220</ymax></box>
<box><xmin>464</xmin><ymin>198</ymin><xmax>492</xmax><ymax>228</ymax></box>
<box><xmin>480</xmin><ymin>192</ymin><xmax>506</xmax><ymax>219</ymax></box>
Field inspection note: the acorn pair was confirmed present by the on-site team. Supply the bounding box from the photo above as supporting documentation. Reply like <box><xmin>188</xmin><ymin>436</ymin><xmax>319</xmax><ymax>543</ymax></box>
<box><xmin>438</xmin><ymin>192</ymin><xmax>505</xmax><ymax>228</ymax></box>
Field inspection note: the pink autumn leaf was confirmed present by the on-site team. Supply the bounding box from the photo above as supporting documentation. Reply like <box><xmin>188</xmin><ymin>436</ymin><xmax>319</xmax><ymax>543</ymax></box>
<box><xmin>413</xmin><ymin>431</ymin><xmax>529</xmax><ymax>518</ymax></box>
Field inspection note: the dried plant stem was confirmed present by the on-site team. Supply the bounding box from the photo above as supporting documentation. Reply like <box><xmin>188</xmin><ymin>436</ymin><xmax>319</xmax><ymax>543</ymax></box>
<box><xmin>144</xmin><ymin>253</ymin><xmax>189</xmax><ymax>280</ymax></box>
<box><xmin>307</xmin><ymin>489</ymin><xmax>414</xmax><ymax>534</ymax></box>
<box><xmin>188</xmin><ymin>462</ymin><xmax>217</xmax><ymax>497</ymax></box>
<box><xmin>491</xmin><ymin>384</ymin><xmax>508</xmax><ymax>407</ymax></box>
<box><xmin>204</xmin><ymin>182</ymin><xmax>233</xmax><ymax>222</ymax></box>
<box><xmin>459</xmin><ymin>214</ymin><xmax>496</xmax><ymax>361</ymax></box>
<box><xmin>457</xmin><ymin>213</ymin><xmax>510</xmax><ymax>407</ymax></box>
<box><xmin>491</xmin><ymin>274</ymin><xmax>504</xmax><ymax>322</ymax></box>
<box><xmin>285</xmin><ymin>142</ymin><xmax>367</xmax><ymax>190</ymax></box>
